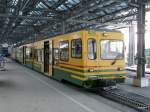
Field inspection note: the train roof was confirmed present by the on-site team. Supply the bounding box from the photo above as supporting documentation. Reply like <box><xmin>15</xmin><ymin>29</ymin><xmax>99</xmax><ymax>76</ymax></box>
<box><xmin>17</xmin><ymin>29</ymin><xmax>122</xmax><ymax>47</ymax></box>
<box><xmin>83</xmin><ymin>28</ymin><xmax>121</xmax><ymax>32</ymax></box>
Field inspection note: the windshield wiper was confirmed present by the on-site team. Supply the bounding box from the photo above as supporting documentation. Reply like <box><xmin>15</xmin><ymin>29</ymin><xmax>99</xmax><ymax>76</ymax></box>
<box><xmin>111</xmin><ymin>54</ymin><xmax>122</xmax><ymax>65</ymax></box>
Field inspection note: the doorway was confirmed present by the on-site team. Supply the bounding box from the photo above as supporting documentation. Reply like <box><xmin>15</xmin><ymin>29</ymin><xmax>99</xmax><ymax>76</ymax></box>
<box><xmin>23</xmin><ymin>46</ymin><xmax>26</xmax><ymax>64</ymax></box>
<box><xmin>44</xmin><ymin>41</ymin><xmax>49</xmax><ymax>73</ymax></box>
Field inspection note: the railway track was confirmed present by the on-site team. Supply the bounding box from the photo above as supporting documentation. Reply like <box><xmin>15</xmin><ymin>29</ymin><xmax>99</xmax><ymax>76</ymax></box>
<box><xmin>100</xmin><ymin>88</ymin><xmax>150</xmax><ymax>112</ymax></box>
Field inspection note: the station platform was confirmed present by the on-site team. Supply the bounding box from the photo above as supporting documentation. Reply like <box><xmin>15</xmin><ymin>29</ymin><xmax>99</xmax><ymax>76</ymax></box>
<box><xmin>126</xmin><ymin>65</ymin><xmax>150</xmax><ymax>74</ymax></box>
<box><xmin>1</xmin><ymin>60</ymin><xmax>149</xmax><ymax>112</ymax></box>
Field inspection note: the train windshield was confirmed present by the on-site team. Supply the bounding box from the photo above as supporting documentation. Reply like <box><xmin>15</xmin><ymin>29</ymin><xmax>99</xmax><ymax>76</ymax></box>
<box><xmin>101</xmin><ymin>40</ymin><xmax>124</xmax><ymax>59</ymax></box>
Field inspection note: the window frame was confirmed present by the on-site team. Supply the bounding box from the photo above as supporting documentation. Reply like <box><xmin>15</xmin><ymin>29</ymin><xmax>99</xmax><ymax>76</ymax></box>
<box><xmin>36</xmin><ymin>49</ymin><xmax>43</xmax><ymax>63</ymax></box>
<box><xmin>49</xmin><ymin>43</ymin><xmax>53</xmax><ymax>64</ymax></box>
<box><xmin>88</xmin><ymin>38</ymin><xmax>97</xmax><ymax>60</ymax></box>
<box><xmin>59</xmin><ymin>40</ymin><xmax>69</xmax><ymax>61</ymax></box>
<box><xmin>25</xmin><ymin>47</ymin><xmax>32</xmax><ymax>59</ymax></box>
<box><xmin>100</xmin><ymin>39</ymin><xmax>124</xmax><ymax>60</ymax></box>
<box><xmin>34</xmin><ymin>49</ymin><xmax>38</xmax><ymax>61</ymax></box>
<box><xmin>71</xmin><ymin>38</ymin><xmax>82</xmax><ymax>59</ymax></box>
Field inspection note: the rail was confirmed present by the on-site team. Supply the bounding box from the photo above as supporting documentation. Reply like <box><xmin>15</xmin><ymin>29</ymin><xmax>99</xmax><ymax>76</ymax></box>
<box><xmin>100</xmin><ymin>88</ymin><xmax>150</xmax><ymax>112</ymax></box>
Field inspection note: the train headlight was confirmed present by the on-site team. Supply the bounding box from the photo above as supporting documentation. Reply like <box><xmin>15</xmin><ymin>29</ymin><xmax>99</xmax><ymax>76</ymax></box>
<box><xmin>117</xmin><ymin>67</ymin><xmax>124</xmax><ymax>71</ymax></box>
<box><xmin>88</xmin><ymin>69</ymin><xmax>96</xmax><ymax>72</ymax></box>
<box><xmin>103</xmin><ymin>33</ymin><xmax>109</xmax><ymax>37</ymax></box>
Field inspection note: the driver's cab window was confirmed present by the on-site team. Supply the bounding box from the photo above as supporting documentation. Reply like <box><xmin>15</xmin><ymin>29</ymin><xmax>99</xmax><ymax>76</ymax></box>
<box><xmin>101</xmin><ymin>40</ymin><xmax>123</xmax><ymax>59</ymax></box>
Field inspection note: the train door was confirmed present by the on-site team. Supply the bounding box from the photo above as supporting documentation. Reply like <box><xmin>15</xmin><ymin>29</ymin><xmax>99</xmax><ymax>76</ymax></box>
<box><xmin>23</xmin><ymin>46</ymin><xmax>26</xmax><ymax>64</ymax></box>
<box><xmin>44</xmin><ymin>41</ymin><xmax>49</xmax><ymax>75</ymax></box>
<box><xmin>49</xmin><ymin>40</ymin><xmax>53</xmax><ymax>76</ymax></box>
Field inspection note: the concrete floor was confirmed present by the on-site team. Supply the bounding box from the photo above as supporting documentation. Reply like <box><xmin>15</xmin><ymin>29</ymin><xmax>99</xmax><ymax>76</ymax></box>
<box><xmin>0</xmin><ymin>61</ymin><xmax>138</xmax><ymax>112</ymax></box>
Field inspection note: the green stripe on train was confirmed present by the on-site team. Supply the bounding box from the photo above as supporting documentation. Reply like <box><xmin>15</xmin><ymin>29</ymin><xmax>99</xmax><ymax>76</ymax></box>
<box><xmin>53</xmin><ymin>68</ymin><xmax>84</xmax><ymax>86</ymax></box>
<box><xmin>53</xmin><ymin>68</ymin><xmax>126</xmax><ymax>87</ymax></box>
<box><xmin>53</xmin><ymin>67</ymin><xmax>126</xmax><ymax>78</ymax></box>
<box><xmin>59</xmin><ymin>65</ymin><xmax>125</xmax><ymax>73</ymax></box>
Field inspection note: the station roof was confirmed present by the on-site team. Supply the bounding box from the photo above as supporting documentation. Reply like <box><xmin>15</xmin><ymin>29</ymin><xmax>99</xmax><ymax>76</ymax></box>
<box><xmin>0</xmin><ymin>0</ymin><xmax>149</xmax><ymax>44</ymax></box>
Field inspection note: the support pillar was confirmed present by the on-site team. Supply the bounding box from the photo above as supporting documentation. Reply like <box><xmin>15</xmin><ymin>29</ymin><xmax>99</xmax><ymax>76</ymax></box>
<box><xmin>128</xmin><ymin>23</ymin><xmax>135</xmax><ymax>66</ymax></box>
<box><xmin>133</xmin><ymin>1</ymin><xmax>149</xmax><ymax>87</ymax></box>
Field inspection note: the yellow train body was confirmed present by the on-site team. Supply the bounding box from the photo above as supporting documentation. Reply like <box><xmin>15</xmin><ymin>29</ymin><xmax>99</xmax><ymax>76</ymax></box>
<box><xmin>13</xmin><ymin>30</ymin><xmax>126</xmax><ymax>88</ymax></box>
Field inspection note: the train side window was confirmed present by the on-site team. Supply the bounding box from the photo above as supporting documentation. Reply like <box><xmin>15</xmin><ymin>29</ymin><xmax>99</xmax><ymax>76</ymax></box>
<box><xmin>71</xmin><ymin>39</ymin><xmax>82</xmax><ymax>58</ymax></box>
<box><xmin>60</xmin><ymin>41</ymin><xmax>69</xmax><ymax>61</ymax></box>
<box><xmin>34</xmin><ymin>49</ymin><xmax>38</xmax><ymax>61</ymax></box>
<box><xmin>54</xmin><ymin>48</ymin><xmax>59</xmax><ymax>65</ymax></box>
<box><xmin>88</xmin><ymin>39</ymin><xmax>96</xmax><ymax>59</ymax></box>
<box><xmin>41</xmin><ymin>49</ymin><xmax>44</xmax><ymax>62</ymax></box>
<box><xmin>37</xmin><ymin>49</ymin><xmax>42</xmax><ymax>62</ymax></box>
<box><xmin>49</xmin><ymin>44</ymin><xmax>52</xmax><ymax>64</ymax></box>
<box><xmin>26</xmin><ymin>48</ymin><xmax>32</xmax><ymax>59</ymax></box>
<box><xmin>37</xmin><ymin>50</ymin><xmax>40</xmax><ymax>62</ymax></box>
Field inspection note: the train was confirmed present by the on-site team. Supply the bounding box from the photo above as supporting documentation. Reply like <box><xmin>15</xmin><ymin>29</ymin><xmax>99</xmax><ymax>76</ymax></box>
<box><xmin>11</xmin><ymin>30</ymin><xmax>126</xmax><ymax>89</ymax></box>
<box><xmin>0</xmin><ymin>45</ymin><xmax>9</xmax><ymax>57</ymax></box>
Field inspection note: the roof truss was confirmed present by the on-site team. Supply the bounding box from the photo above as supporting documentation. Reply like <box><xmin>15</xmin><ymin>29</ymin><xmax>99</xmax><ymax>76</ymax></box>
<box><xmin>0</xmin><ymin>0</ymin><xmax>149</xmax><ymax>44</ymax></box>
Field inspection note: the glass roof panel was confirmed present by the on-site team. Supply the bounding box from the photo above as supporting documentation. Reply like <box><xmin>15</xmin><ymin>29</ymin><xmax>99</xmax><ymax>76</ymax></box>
<box><xmin>57</xmin><ymin>4</ymin><xmax>68</xmax><ymax>11</ymax></box>
<box><xmin>12</xmin><ymin>0</ymin><xmax>19</xmax><ymax>5</ymax></box>
<box><xmin>36</xmin><ymin>2</ymin><xmax>47</xmax><ymax>9</ymax></box>
<box><xmin>68</xmin><ymin>0</ymin><xmax>80</xmax><ymax>4</ymax></box>
<box><xmin>48</xmin><ymin>0</ymin><xmax>59</xmax><ymax>2</ymax></box>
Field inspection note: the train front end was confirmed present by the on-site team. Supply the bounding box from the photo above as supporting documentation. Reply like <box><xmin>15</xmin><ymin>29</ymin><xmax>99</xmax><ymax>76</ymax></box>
<box><xmin>83</xmin><ymin>31</ymin><xmax>126</xmax><ymax>88</ymax></box>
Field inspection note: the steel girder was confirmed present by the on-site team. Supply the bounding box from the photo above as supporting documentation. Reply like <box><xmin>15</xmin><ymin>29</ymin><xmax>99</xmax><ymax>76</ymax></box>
<box><xmin>0</xmin><ymin>0</ymin><xmax>149</xmax><ymax>44</ymax></box>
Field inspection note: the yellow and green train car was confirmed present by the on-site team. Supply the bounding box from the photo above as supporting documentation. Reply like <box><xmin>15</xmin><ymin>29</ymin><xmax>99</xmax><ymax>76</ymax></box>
<box><xmin>12</xmin><ymin>30</ymin><xmax>126</xmax><ymax>88</ymax></box>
